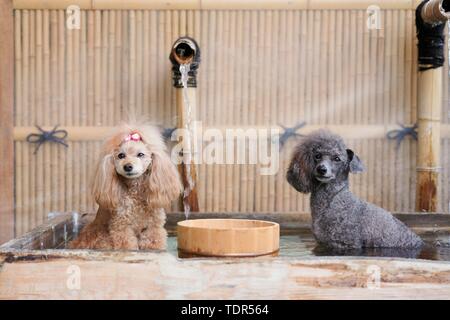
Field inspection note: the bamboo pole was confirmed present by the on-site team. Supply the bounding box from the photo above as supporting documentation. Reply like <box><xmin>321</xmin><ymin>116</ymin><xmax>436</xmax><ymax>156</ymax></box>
<box><xmin>367</xmin><ymin>11</ymin><xmax>377</xmax><ymax>206</ymax></box>
<box><xmin>396</xmin><ymin>10</ymin><xmax>406</xmax><ymax>211</ymax></box>
<box><xmin>375</xmin><ymin>10</ymin><xmax>385</xmax><ymax>210</ymax></box>
<box><xmin>135</xmin><ymin>10</ymin><xmax>143</xmax><ymax>118</ymax></box>
<box><xmin>142</xmin><ymin>10</ymin><xmax>150</xmax><ymax>119</ymax></box>
<box><xmin>320</xmin><ymin>10</ymin><xmax>328</xmax><ymax>125</ymax></box>
<box><xmin>267</xmin><ymin>10</ymin><xmax>277</xmax><ymax>212</ymax></box>
<box><xmin>57</xmin><ymin>10</ymin><xmax>66</xmax><ymax>214</ymax></box>
<box><xmin>304</xmin><ymin>10</ymin><xmax>313</xmax><ymax>125</ymax></box>
<box><xmin>240</xmin><ymin>10</ymin><xmax>250</xmax><ymax>212</ymax></box>
<box><xmin>290</xmin><ymin>10</ymin><xmax>301</xmax><ymax>212</ymax></box>
<box><xmin>14</xmin><ymin>9</ymin><xmax>23</xmax><ymax>235</ymax></box>
<box><xmin>36</xmin><ymin>9</ymin><xmax>43</xmax><ymax>224</ymax></box>
<box><xmin>415</xmin><ymin>0</ymin><xmax>449</xmax><ymax>212</ymax></box>
<box><xmin>246</xmin><ymin>10</ymin><xmax>258</xmax><ymax>212</ymax></box>
<box><xmin>335</xmin><ymin>10</ymin><xmax>343</xmax><ymax>126</ymax></box>
<box><xmin>107</xmin><ymin>10</ymin><xmax>115</xmax><ymax>125</ymax></box>
<box><xmin>149</xmin><ymin>10</ymin><xmax>157</xmax><ymax>119</ymax></box>
<box><xmin>382</xmin><ymin>10</ymin><xmax>391</xmax><ymax>210</ymax></box>
<box><xmin>416</xmin><ymin>68</ymin><xmax>442</xmax><ymax>211</ymax></box>
<box><xmin>42</xmin><ymin>9</ymin><xmax>51</xmax><ymax>221</ymax></box>
<box><xmin>121</xmin><ymin>10</ymin><xmax>129</xmax><ymax>121</ymax></box>
<box><xmin>86</xmin><ymin>11</ymin><xmax>94</xmax><ymax>125</ymax></box>
<box><xmin>155</xmin><ymin>11</ymin><xmax>164</xmax><ymax>122</ymax></box>
<box><xmin>29</xmin><ymin>10</ymin><xmax>37</xmax><ymax>229</ymax></box>
<box><xmin>389</xmin><ymin>10</ymin><xmax>399</xmax><ymax>211</ymax></box>
<box><xmin>65</xmin><ymin>8</ymin><xmax>74</xmax><ymax>214</ymax></box>
<box><xmin>203</xmin><ymin>11</ymin><xmax>213</xmax><ymax>212</ymax></box>
<box><xmin>232</xmin><ymin>10</ymin><xmax>243</xmax><ymax>212</ymax></box>
<box><xmin>342</xmin><ymin>10</ymin><xmax>350</xmax><ymax>125</ymax></box>
<box><xmin>170</xmin><ymin>37</ymin><xmax>201</xmax><ymax>212</ymax></box>
<box><xmin>212</xmin><ymin>11</ymin><xmax>222</xmax><ymax>212</ymax></box>
<box><xmin>354</xmin><ymin>11</ymin><xmax>362</xmax><ymax>125</ymax></box>
<box><xmin>298</xmin><ymin>10</ymin><xmax>308</xmax><ymax>212</ymax></box>
<box><xmin>93</xmin><ymin>10</ymin><xmax>101</xmax><ymax>123</ymax></box>
<box><xmin>443</xmin><ymin>28</ymin><xmax>449</xmax><ymax>213</ymax></box>
<box><xmin>164</xmin><ymin>10</ymin><xmax>172</xmax><ymax>124</ymax></box>
<box><xmin>280</xmin><ymin>10</ymin><xmax>290</xmax><ymax>212</ymax></box>
<box><xmin>361</xmin><ymin>14</ymin><xmax>368</xmax><ymax>202</ymax></box>
<box><xmin>12</xmin><ymin>0</ymin><xmax>421</xmax><ymax>10</ymax></box>
<box><xmin>273</xmin><ymin>10</ymin><xmax>283</xmax><ymax>212</ymax></box>
<box><xmin>102</xmin><ymin>10</ymin><xmax>109</xmax><ymax>126</ymax></box>
<box><xmin>176</xmin><ymin>87</ymin><xmax>200</xmax><ymax>212</ymax></box>
<box><xmin>223</xmin><ymin>11</ymin><xmax>234</xmax><ymax>212</ymax></box>
<box><xmin>114</xmin><ymin>10</ymin><xmax>121</xmax><ymax>124</ymax></box>
<box><xmin>21</xmin><ymin>9</ymin><xmax>30</xmax><ymax>233</ymax></box>
<box><xmin>73</xmin><ymin>12</ymin><xmax>82</xmax><ymax>214</ymax></box>
<box><xmin>404</xmin><ymin>10</ymin><xmax>414</xmax><ymax>210</ymax></box>
<box><xmin>253</xmin><ymin>10</ymin><xmax>263</xmax><ymax>213</ymax></box>
<box><xmin>78</xmin><ymin>10</ymin><xmax>86</xmax><ymax>212</ymax></box>
<box><xmin>0</xmin><ymin>0</ymin><xmax>15</xmax><ymax>240</ymax></box>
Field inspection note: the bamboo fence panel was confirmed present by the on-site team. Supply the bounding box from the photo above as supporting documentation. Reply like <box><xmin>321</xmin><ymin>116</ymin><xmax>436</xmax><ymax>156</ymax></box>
<box><xmin>12</xmin><ymin>8</ymin><xmax>450</xmax><ymax>235</ymax></box>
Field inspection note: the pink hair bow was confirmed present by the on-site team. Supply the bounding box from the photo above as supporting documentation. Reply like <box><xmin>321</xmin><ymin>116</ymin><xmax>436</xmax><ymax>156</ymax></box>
<box><xmin>124</xmin><ymin>132</ymin><xmax>142</xmax><ymax>142</ymax></box>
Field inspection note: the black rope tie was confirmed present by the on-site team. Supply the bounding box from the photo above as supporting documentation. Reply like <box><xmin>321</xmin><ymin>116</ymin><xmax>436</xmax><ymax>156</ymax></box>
<box><xmin>277</xmin><ymin>122</ymin><xmax>307</xmax><ymax>149</ymax></box>
<box><xmin>416</xmin><ymin>0</ymin><xmax>446</xmax><ymax>71</ymax></box>
<box><xmin>386</xmin><ymin>123</ymin><xmax>418</xmax><ymax>150</ymax></box>
<box><xmin>26</xmin><ymin>125</ymin><xmax>69</xmax><ymax>154</ymax></box>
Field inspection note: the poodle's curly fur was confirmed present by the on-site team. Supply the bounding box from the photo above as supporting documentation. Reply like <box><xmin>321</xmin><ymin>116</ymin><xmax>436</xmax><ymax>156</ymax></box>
<box><xmin>287</xmin><ymin>129</ymin><xmax>423</xmax><ymax>249</ymax></box>
<box><xmin>69</xmin><ymin>123</ymin><xmax>182</xmax><ymax>250</ymax></box>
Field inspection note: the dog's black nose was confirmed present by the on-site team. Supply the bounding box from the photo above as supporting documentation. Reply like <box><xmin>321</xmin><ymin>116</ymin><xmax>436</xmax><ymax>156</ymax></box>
<box><xmin>123</xmin><ymin>164</ymin><xmax>133</xmax><ymax>172</ymax></box>
<box><xmin>316</xmin><ymin>165</ymin><xmax>327</xmax><ymax>175</ymax></box>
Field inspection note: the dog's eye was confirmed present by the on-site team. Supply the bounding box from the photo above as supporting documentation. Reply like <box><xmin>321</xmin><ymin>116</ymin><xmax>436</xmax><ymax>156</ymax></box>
<box><xmin>118</xmin><ymin>153</ymin><xmax>126</xmax><ymax>159</ymax></box>
<box><xmin>314</xmin><ymin>154</ymin><xmax>322</xmax><ymax>160</ymax></box>
<box><xmin>137</xmin><ymin>152</ymin><xmax>145</xmax><ymax>158</ymax></box>
<box><xmin>334</xmin><ymin>156</ymin><xmax>341</xmax><ymax>162</ymax></box>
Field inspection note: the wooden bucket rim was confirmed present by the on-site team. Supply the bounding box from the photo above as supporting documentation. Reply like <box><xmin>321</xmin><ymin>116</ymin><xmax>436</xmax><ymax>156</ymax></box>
<box><xmin>177</xmin><ymin>218</ymin><xmax>279</xmax><ymax>231</ymax></box>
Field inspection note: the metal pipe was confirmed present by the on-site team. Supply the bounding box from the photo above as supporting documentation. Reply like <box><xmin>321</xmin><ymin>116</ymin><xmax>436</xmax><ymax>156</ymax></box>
<box><xmin>169</xmin><ymin>37</ymin><xmax>201</xmax><ymax>88</ymax></box>
<box><xmin>421</xmin><ymin>0</ymin><xmax>450</xmax><ymax>24</ymax></box>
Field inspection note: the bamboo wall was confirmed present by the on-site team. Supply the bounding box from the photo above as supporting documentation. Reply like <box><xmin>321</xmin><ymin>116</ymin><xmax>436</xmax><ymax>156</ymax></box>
<box><xmin>12</xmin><ymin>8</ymin><xmax>450</xmax><ymax>236</ymax></box>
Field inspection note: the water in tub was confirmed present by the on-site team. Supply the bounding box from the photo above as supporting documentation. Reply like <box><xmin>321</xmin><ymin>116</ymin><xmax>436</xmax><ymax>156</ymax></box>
<box><xmin>60</xmin><ymin>213</ymin><xmax>450</xmax><ymax>260</ymax></box>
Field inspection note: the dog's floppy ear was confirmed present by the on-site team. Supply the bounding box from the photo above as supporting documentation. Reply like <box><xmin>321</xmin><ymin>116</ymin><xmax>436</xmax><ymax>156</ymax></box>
<box><xmin>346</xmin><ymin>149</ymin><xmax>364</xmax><ymax>173</ymax></box>
<box><xmin>286</xmin><ymin>145</ymin><xmax>313</xmax><ymax>193</ymax></box>
<box><xmin>145</xmin><ymin>150</ymin><xmax>183</xmax><ymax>208</ymax></box>
<box><xmin>92</xmin><ymin>154</ymin><xmax>124</xmax><ymax>209</ymax></box>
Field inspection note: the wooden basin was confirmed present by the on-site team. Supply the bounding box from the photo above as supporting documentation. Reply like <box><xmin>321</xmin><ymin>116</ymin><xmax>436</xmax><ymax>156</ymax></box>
<box><xmin>177</xmin><ymin>219</ymin><xmax>280</xmax><ymax>257</ymax></box>
<box><xmin>3</xmin><ymin>213</ymin><xmax>450</xmax><ymax>299</ymax></box>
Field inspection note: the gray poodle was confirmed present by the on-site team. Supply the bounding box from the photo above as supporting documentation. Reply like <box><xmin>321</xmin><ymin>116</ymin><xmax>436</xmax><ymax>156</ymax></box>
<box><xmin>286</xmin><ymin>129</ymin><xmax>423</xmax><ymax>249</ymax></box>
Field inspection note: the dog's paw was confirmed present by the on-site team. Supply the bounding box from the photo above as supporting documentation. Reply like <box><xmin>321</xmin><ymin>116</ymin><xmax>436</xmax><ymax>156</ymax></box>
<box><xmin>110</xmin><ymin>238</ymin><xmax>139</xmax><ymax>250</ymax></box>
<box><xmin>138</xmin><ymin>238</ymin><xmax>166</xmax><ymax>251</ymax></box>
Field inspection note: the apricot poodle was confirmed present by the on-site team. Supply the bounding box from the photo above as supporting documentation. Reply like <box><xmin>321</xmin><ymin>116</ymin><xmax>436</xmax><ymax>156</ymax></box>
<box><xmin>69</xmin><ymin>123</ymin><xmax>182</xmax><ymax>250</ymax></box>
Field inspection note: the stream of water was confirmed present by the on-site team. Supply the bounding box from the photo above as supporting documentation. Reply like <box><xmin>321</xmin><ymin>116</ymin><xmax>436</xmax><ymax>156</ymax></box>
<box><xmin>179</xmin><ymin>63</ymin><xmax>195</xmax><ymax>220</ymax></box>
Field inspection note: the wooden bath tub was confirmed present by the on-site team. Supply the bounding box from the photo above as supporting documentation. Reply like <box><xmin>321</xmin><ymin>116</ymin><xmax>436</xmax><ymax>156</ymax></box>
<box><xmin>1</xmin><ymin>212</ymin><xmax>450</xmax><ymax>299</ymax></box>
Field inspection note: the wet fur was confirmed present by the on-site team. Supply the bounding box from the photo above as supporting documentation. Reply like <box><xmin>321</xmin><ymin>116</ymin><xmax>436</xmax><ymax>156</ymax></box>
<box><xmin>69</xmin><ymin>123</ymin><xmax>182</xmax><ymax>250</ymax></box>
<box><xmin>287</xmin><ymin>129</ymin><xmax>423</xmax><ymax>249</ymax></box>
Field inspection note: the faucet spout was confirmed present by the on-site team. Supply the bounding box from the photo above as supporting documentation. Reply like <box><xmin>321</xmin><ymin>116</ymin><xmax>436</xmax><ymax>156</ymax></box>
<box><xmin>169</xmin><ymin>37</ymin><xmax>201</xmax><ymax>88</ymax></box>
